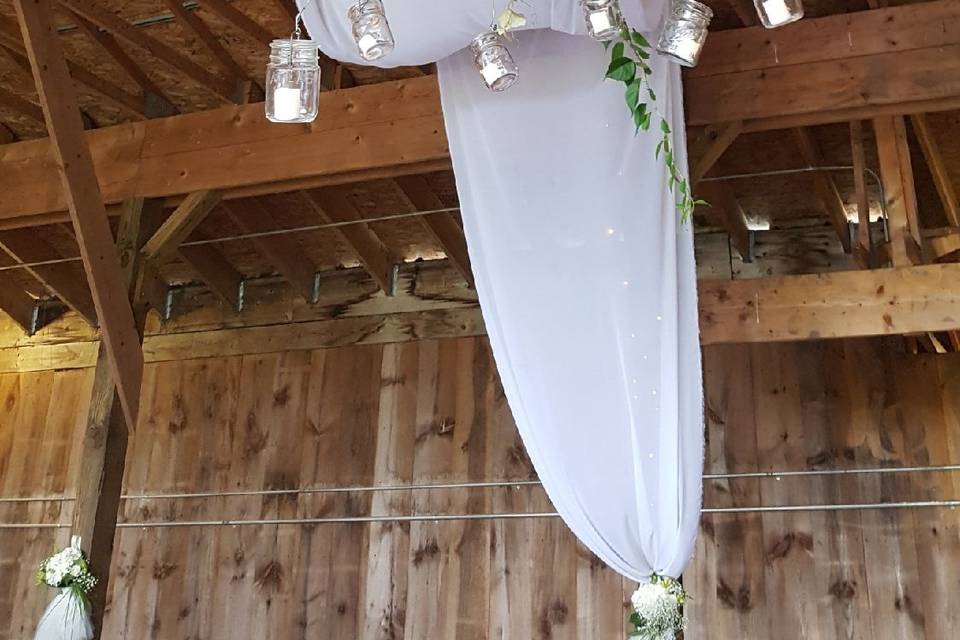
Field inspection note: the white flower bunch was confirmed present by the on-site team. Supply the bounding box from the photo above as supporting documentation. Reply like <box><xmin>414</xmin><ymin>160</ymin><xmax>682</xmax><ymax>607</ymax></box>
<box><xmin>627</xmin><ymin>574</ymin><xmax>686</xmax><ymax>640</ymax></box>
<box><xmin>36</xmin><ymin>541</ymin><xmax>97</xmax><ymax>594</ymax></box>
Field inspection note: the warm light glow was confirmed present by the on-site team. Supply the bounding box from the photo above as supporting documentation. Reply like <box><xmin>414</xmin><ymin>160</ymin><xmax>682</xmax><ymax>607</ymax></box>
<box><xmin>762</xmin><ymin>0</ymin><xmax>793</xmax><ymax>25</ymax></box>
<box><xmin>272</xmin><ymin>86</ymin><xmax>302</xmax><ymax>122</ymax></box>
<box><xmin>588</xmin><ymin>10</ymin><xmax>614</xmax><ymax>33</ymax></box>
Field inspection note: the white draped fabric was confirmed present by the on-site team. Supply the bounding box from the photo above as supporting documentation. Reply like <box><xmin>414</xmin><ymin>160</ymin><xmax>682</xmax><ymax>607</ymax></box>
<box><xmin>298</xmin><ymin>0</ymin><xmax>703</xmax><ymax>582</ymax></box>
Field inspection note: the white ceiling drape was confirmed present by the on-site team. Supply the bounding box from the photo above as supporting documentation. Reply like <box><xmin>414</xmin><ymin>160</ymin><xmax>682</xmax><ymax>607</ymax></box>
<box><xmin>299</xmin><ymin>0</ymin><xmax>704</xmax><ymax>582</ymax></box>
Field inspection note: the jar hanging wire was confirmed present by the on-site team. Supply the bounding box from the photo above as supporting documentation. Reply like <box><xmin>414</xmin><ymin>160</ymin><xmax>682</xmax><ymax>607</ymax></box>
<box><xmin>655</xmin><ymin>0</ymin><xmax>713</xmax><ymax>68</ymax></box>
<box><xmin>265</xmin><ymin>2</ymin><xmax>320</xmax><ymax>123</ymax></box>
<box><xmin>471</xmin><ymin>30</ymin><xmax>519</xmax><ymax>92</ymax></box>
<box><xmin>348</xmin><ymin>0</ymin><xmax>395</xmax><ymax>62</ymax></box>
<box><xmin>580</xmin><ymin>0</ymin><xmax>623</xmax><ymax>42</ymax></box>
<box><xmin>753</xmin><ymin>0</ymin><xmax>804</xmax><ymax>28</ymax></box>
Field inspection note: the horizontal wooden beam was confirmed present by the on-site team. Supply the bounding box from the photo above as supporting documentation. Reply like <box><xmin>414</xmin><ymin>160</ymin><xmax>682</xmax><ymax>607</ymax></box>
<box><xmin>685</xmin><ymin>0</ymin><xmax>960</xmax><ymax>127</ymax></box>
<box><xmin>4</xmin><ymin>262</ymin><xmax>960</xmax><ymax>370</ymax></box>
<box><xmin>0</xmin><ymin>77</ymin><xmax>448</xmax><ymax>224</ymax></box>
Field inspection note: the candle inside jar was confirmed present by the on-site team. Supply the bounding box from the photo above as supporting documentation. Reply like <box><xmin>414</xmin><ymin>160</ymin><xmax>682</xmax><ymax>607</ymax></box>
<box><xmin>481</xmin><ymin>63</ymin><xmax>506</xmax><ymax>88</ymax></box>
<box><xmin>671</xmin><ymin>37</ymin><xmax>700</xmax><ymax>65</ymax></box>
<box><xmin>358</xmin><ymin>33</ymin><xmax>379</xmax><ymax>57</ymax></box>
<box><xmin>273</xmin><ymin>86</ymin><xmax>302</xmax><ymax>121</ymax></box>
<box><xmin>588</xmin><ymin>10</ymin><xmax>614</xmax><ymax>33</ymax></box>
<box><xmin>762</xmin><ymin>0</ymin><xmax>793</xmax><ymax>25</ymax></box>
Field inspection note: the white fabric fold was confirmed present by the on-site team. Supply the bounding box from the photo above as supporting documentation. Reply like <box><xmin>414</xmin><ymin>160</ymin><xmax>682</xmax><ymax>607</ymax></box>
<box><xmin>298</xmin><ymin>0</ymin><xmax>704</xmax><ymax>582</ymax></box>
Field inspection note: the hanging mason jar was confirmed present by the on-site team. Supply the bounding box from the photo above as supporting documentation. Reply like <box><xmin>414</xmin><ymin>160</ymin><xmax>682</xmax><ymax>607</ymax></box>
<box><xmin>580</xmin><ymin>0</ymin><xmax>623</xmax><ymax>41</ymax></box>
<box><xmin>753</xmin><ymin>0</ymin><xmax>803</xmax><ymax>28</ymax></box>
<box><xmin>655</xmin><ymin>0</ymin><xmax>713</xmax><ymax>68</ymax></box>
<box><xmin>471</xmin><ymin>31</ymin><xmax>519</xmax><ymax>92</ymax></box>
<box><xmin>265</xmin><ymin>38</ymin><xmax>320</xmax><ymax>123</ymax></box>
<box><xmin>348</xmin><ymin>0</ymin><xmax>395</xmax><ymax>62</ymax></box>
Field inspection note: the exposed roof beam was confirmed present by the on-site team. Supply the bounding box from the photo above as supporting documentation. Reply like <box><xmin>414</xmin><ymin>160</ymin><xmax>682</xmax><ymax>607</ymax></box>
<box><xmin>695</xmin><ymin>182</ymin><xmax>752</xmax><ymax>262</ymax></box>
<box><xmin>304</xmin><ymin>188</ymin><xmax>396</xmax><ymax>293</ymax></box>
<box><xmin>850</xmin><ymin>120</ymin><xmax>873</xmax><ymax>268</ymax></box>
<box><xmin>195</xmin><ymin>0</ymin><xmax>274</xmax><ymax>46</ymax></box>
<box><xmin>224</xmin><ymin>199</ymin><xmax>318</xmax><ymax>301</ymax></box>
<box><xmin>0</xmin><ymin>283</ymin><xmax>34</xmax><ymax>332</ymax></box>
<box><xmin>910</xmin><ymin>115</ymin><xmax>960</xmax><ymax>227</ymax></box>
<box><xmin>0</xmin><ymin>17</ymin><xmax>145</xmax><ymax>117</ymax></box>
<box><xmin>14</xmin><ymin>0</ymin><xmax>143</xmax><ymax>429</ymax></box>
<box><xmin>66</xmin><ymin>8</ymin><xmax>177</xmax><ymax>115</ymax></box>
<box><xmin>178</xmin><ymin>241</ymin><xmax>242</xmax><ymax>309</ymax></box>
<box><xmin>792</xmin><ymin>127</ymin><xmax>852</xmax><ymax>252</ymax></box>
<box><xmin>58</xmin><ymin>0</ymin><xmax>236</xmax><ymax>102</ymax></box>
<box><xmin>689</xmin><ymin>121</ymin><xmax>743</xmax><ymax>186</ymax></box>
<box><xmin>393</xmin><ymin>175</ymin><xmax>474</xmax><ymax>287</ymax></box>
<box><xmin>0</xmin><ymin>84</ymin><xmax>44</xmax><ymax>122</ymax></box>
<box><xmin>0</xmin><ymin>228</ymin><xmax>97</xmax><ymax>324</ymax></box>
<box><xmin>143</xmin><ymin>190</ymin><xmax>222</xmax><ymax>263</ymax></box>
<box><xmin>0</xmin><ymin>122</ymin><xmax>15</xmax><ymax>143</ymax></box>
<box><xmin>160</xmin><ymin>0</ymin><xmax>252</xmax><ymax>102</ymax></box>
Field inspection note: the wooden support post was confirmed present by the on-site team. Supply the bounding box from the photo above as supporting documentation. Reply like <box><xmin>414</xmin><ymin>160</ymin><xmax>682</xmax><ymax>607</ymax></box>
<box><xmin>393</xmin><ymin>175</ymin><xmax>475</xmax><ymax>287</ymax></box>
<box><xmin>874</xmin><ymin>115</ymin><xmax>923</xmax><ymax>266</ymax></box>
<box><xmin>850</xmin><ymin>120</ymin><xmax>873</xmax><ymax>268</ymax></box>
<box><xmin>14</xmin><ymin>0</ymin><xmax>144</xmax><ymax>429</ymax></box>
<box><xmin>70</xmin><ymin>196</ymin><xmax>163</xmax><ymax>637</ymax></box>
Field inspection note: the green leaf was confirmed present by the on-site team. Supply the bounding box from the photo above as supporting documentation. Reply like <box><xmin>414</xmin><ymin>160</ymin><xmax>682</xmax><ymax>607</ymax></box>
<box><xmin>655</xmin><ymin>139</ymin><xmax>664</xmax><ymax>159</ymax></box>
<box><xmin>647</xmin><ymin>87</ymin><xmax>657</xmax><ymax>101</ymax></box>
<box><xmin>611</xmin><ymin>41</ymin><xmax>624</xmax><ymax>60</ymax></box>
<box><xmin>640</xmin><ymin>112</ymin><xmax>651</xmax><ymax>130</ymax></box>
<box><xmin>631</xmin><ymin>31</ymin><xmax>651</xmax><ymax>48</ymax></box>
<box><xmin>629</xmin><ymin>612</ymin><xmax>643</xmax><ymax>626</ymax></box>
<box><xmin>603</xmin><ymin>40</ymin><xmax>612</xmax><ymax>51</ymax></box>
<box><xmin>678</xmin><ymin>179</ymin><xmax>687</xmax><ymax>195</ymax></box>
<box><xmin>694</xmin><ymin>198</ymin><xmax>710</xmax><ymax>207</ymax></box>
<box><xmin>606</xmin><ymin>57</ymin><xmax>636</xmax><ymax>82</ymax></box>
<box><xmin>635</xmin><ymin>48</ymin><xmax>651</xmax><ymax>60</ymax></box>
<box><xmin>625</xmin><ymin>79</ymin><xmax>641</xmax><ymax>111</ymax></box>
<box><xmin>660</xmin><ymin>119</ymin><xmax>671</xmax><ymax>134</ymax></box>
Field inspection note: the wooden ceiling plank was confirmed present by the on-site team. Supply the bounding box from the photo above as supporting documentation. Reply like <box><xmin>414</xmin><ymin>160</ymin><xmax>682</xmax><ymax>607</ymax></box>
<box><xmin>14</xmin><ymin>0</ymin><xmax>143</xmax><ymax>429</ymax></box>
<box><xmin>850</xmin><ymin>120</ymin><xmax>873</xmax><ymax>268</ymax></box>
<box><xmin>195</xmin><ymin>0</ymin><xmax>275</xmax><ymax>47</ymax></box>
<box><xmin>305</xmin><ymin>188</ymin><xmax>396</xmax><ymax>294</ymax></box>
<box><xmin>0</xmin><ymin>228</ymin><xmax>97</xmax><ymax>324</ymax></box>
<box><xmin>160</xmin><ymin>0</ymin><xmax>250</xmax><ymax>92</ymax></box>
<box><xmin>143</xmin><ymin>190</ymin><xmax>222</xmax><ymax>264</ymax></box>
<box><xmin>57</xmin><ymin>0</ymin><xmax>236</xmax><ymax>102</ymax></box>
<box><xmin>0</xmin><ymin>283</ymin><xmax>35</xmax><ymax>332</ymax></box>
<box><xmin>66</xmin><ymin>8</ymin><xmax>177</xmax><ymax>114</ymax></box>
<box><xmin>224</xmin><ymin>199</ymin><xmax>318</xmax><ymax>301</ymax></box>
<box><xmin>910</xmin><ymin>114</ymin><xmax>960</xmax><ymax>227</ymax></box>
<box><xmin>792</xmin><ymin>127</ymin><xmax>852</xmax><ymax>252</ymax></box>
<box><xmin>178</xmin><ymin>243</ymin><xmax>242</xmax><ymax>309</ymax></box>
<box><xmin>0</xmin><ymin>122</ymin><xmax>15</xmax><ymax>143</ymax></box>
<box><xmin>393</xmin><ymin>175</ymin><xmax>474</xmax><ymax>287</ymax></box>
<box><xmin>0</xmin><ymin>17</ymin><xmax>145</xmax><ymax>117</ymax></box>
<box><xmin>689</xmin><ymin>120</ymin><xmax>743</xmax><ymax>186</ymax></box>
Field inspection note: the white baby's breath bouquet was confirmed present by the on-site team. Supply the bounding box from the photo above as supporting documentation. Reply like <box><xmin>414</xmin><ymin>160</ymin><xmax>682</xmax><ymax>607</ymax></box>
<box><xmin>33</xmin><ymin>536</ymin><xmax>96</xmax><ymax>640</ymax></box>
<box><xmin>627</xmin><ymin>574</ymin><xmax>687</xmax><ymax>640</ymax></box>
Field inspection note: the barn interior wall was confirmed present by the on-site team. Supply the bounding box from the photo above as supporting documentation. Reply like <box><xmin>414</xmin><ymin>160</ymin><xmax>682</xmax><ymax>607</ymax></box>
<box><xmin>1</xmin><ymin>336</ymin><xmax>958</xmax><ymax>639</ymax></box>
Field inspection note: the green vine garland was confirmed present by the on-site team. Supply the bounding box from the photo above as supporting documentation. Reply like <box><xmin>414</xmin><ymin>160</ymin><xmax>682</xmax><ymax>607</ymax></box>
<box><xmin>604</xmin><ymin>26</ymin><xmax>705</xmax><ymax>223</ymax></box>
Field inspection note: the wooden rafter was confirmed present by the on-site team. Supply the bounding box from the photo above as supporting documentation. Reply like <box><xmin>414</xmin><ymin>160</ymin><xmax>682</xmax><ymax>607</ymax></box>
<box><xmin>393</xmin><ymin>175</ymin><xmax>474</xmax><ymax>287</ymax></box>
<box><xmin>195</xmin><ymin>0</ymin><xmax>274</xmax><ymax>46</ymax></box>
<box><xmin>304</xmin><ymin>188</ymin><xmax>396</xmax><ymax>294</ymax></box>
<box><xmin>66</xmin><ymin>8</ymin><xmax>177</xmax><ymax>115</ymax></box>
<box><xmin>792</xmin><ymin>127</ymin><xmax>852</xmax><ymax>252</ymax></box>
<box><xmin>689</xmin><ymin>121</ymin><xmax>743</xmax><ymax>186</ymax></box>
<box><xmin>910</xmin><ymin>114</ymin><xmax>960</xmax><ymax>227</ymax></box>
<box><xmin>696</xmin><ymin>181</ymin><xmax>752</xmax><ymax>262</ymax></box>
<box><xmin>178</xmin><ymin>237</ymin><xmax>243</xmax><ymax>309</ymax></box>
<box><xmin>0</xmin><ymin>283</ymin><xmax>35</xmax><ymax>332</ymax></box>
<box><xmin>160</xmin><ymin>0</ymin><xmax>252</xmax><ymax>102</ymax></box>
<box><xmin>850</xmin><ymin>120</ymin><xmax>873</xmax><ymax>268</ymax></box>
<box><xmin>0</xmin><ymin>83</ymin><xmax>44</xmax><ymax>122</ymax></box>
<box><xmin>0</xmin><ymin>17</ymin><xmax>145</xmax><ymax>117</ymax></box>
<box><xmin>14</xmin><ymin>0</ymin><xmax>144</xmax><ymax>429</ymax></box>
<box><xmin>0</xmin><ymin>228</ymin><xmax>96</xmax><ymax>324</ymax></box>
<box><xmin>0</xmin><ymin>122</ymin><xmax>15</xmax><ymax>143</ymax></box>
<box><xmin>143</xmin><ymin>190</ymin><xmax>222</xmax><ymax>264</ymax></box>
<box><xmin>224</xmin><ymin>199</ymin><xmax>318</xmax><ymax>301</ymax></box>
<box><xmin>58</xmin><ymin>0</ymin><xmax>236</xmax><ymax>102</ymax></box>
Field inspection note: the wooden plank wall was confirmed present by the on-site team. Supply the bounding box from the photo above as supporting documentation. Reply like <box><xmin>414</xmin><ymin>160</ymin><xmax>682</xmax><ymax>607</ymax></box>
<box><xmin>1</xmin><ymin>337</ymin><xmax>959</xmax><ymax>639</ymax></box>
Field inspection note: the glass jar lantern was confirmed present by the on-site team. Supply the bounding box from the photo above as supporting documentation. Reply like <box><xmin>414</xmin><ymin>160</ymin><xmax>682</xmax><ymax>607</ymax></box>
<box><xmin>265</xmin><ymin>39</ymin><xmax>320</xmax><ymax>123</ymax></box>
<box><xmin>753</xmin><ymin>0</ymin><xmax>803</xmax><ymax>28</ymax></box>
<box><xmin>655</xmin><ymin>0</ymin><xmax>713</xmax><ymax>67</ymax></box>
<box><xmin>581</xmin><ymin>0</ymin><xmax>623</xmax><ymax>41</ymax></box>
<box><xmin>471</xmin><ymin>31</ymin><xmax>519</xmax><ymax>92</ymax></box>
<box><xmin>348</xmin><ymin>0</ymin><xmax>395</xmax><ymax>62</ymax></box>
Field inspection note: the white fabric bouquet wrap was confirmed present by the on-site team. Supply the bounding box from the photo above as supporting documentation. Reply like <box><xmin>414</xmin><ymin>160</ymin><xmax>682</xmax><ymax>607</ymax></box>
<box><xmin>34</xmin><ymin>536</ymin><xmax>95</xmax><ymax>640</ymax></box>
